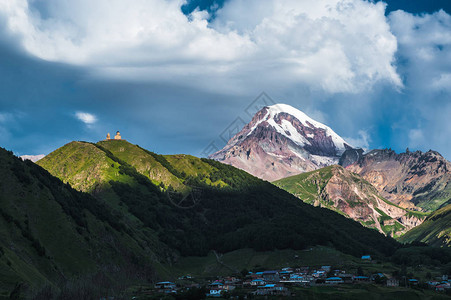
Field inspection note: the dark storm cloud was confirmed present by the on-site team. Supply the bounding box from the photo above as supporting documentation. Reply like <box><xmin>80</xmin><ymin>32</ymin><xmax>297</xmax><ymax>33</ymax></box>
<box><xmin>0</xmin><ymin>0</ymin><xmax>449</xmax><ymax>161</ymax></box>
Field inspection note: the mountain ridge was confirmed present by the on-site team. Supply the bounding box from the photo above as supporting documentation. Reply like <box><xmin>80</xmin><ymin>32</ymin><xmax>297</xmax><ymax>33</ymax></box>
<box><xmin>274</xmin><ymin>165</ymin><xmax>426</xmax><ymax>236</ymax></box>
<box><xmin>343</xmin><ymin>148</ymin><xmax>451</xmax><ymax>212</ymax></box>
<box><xmin>37</xmin><ymin>139</ymin><xmax>400</xmax><ymax>258</ymax></box>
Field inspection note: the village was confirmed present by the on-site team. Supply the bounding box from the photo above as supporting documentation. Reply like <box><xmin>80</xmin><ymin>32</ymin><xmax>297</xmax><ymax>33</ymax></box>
<box><xmin>150</xmin><ymin>255</ymin><xmax>451</xmax><ymax>298</ymax></box>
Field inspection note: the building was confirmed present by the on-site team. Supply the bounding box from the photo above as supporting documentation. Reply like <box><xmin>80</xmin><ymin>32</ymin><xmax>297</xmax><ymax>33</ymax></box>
<box><xmin>256</xmin><ymin>284</ymin><xmax>289</xmax><ymax>296</ymax></box>
<box><xmin>361</xmin><ymin>255</ymin><xmax>372</xmax><ymax>261</ymax></box>
<box><xmin>250</xmin><ymin>279</ymin><xmax>265</xmax><ymax>286</ymax></box>
<box><xmin>263</xmin><ymin>271</ymin><xmax>279</xmax><ymax>282</ymax></box>
<box><xmin>408</xmin><ymin>279</ymin><xmax>419</xmax><ymax>286</ymax></box>
<box><xmin>105</xmin><ymin>131</ymin><xmax>124</xmax><ymax>140</ymax></box>
<box><xmin>325</xmin><ymin>277</ymin><xmax>344</xmax><ymax>284</ymax></box>
<box><xmin>386</xmin><ymin>278</ymin><xmax>399</xmax><ymax>287</ymax></box>
<box><xmin>353</xmin><ymin>276</ymin><xmax>370</xmax><ymax>282</ymax></box>
<box><xmin>155</xmin><ymin>281</ymin><xmax>177</xmax><ymax>294</ymax></box>
<box><xmin>207</xmin><ymin>288</ymin><xmax>223</xmax><ymax>297</ymax></box>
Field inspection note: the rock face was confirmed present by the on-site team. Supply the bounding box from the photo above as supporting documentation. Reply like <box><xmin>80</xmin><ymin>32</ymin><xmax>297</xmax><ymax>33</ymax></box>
<box><xmin>274</xmin><ymin>165</ymin><xmax>425</xmax><ymax>236</ymax></box>
<box><xmin>344</xmin><ymin>149</ymin><xmax>451</xmax><ymax>212</ymax></box>
<box><xmin>339</xmin><ymin>148</ymin><xmax>364</xmax><ymax>168</ymax></box>
<box><xmin>210</xmin><ymin>104</ymin><xmax>353</xmax><ymax>181</ymax></box>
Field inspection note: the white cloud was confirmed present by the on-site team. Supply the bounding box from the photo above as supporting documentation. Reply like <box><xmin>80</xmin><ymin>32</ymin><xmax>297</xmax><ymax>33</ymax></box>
<box><xmin>389</xmin><ymin>9</ymin><xmax>451</xmax><ymax>158</ymax></box>
<box><xmin>0</xmin><ymin>0</ymin><xmax>402</xmax><ymax>94</ymax></box>
<box><xmin>75</xmin><ymin>112</ymin><xmax>97</xmax><ymax>124</ymax></box>
<box><xmin>389</xmin><ymin>9</ymin><xmax>451</xmax><ymax>93</ymax></box>
<box><xmin>344</xmin><ymin>129</ymin><xmax>371</xmax><ymax>150</ymax></box>
<box><xmin>408</xmin><ymin>128</ymin><xmax>425</xmax><ymax>148</ymax></box>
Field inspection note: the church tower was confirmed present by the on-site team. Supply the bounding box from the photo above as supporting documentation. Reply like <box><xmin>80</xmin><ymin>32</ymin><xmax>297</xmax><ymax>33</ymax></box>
<box><xmin>114</xmin><ymin>131</ymin><xmax>122</xmax><ymax>140</ymax></box>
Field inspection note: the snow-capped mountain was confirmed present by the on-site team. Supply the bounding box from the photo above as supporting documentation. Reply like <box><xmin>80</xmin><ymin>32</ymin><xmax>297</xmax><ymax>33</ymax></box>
<box><xmin>210</xmin><ymin>104</ymin><xmax>353</xmax><ymax>181</ymax></box>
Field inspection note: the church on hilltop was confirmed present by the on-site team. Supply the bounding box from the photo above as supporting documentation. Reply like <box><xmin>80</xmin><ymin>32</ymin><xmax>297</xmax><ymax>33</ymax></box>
<box><xmin>105</xmin><ymin>131</ymin><xmax>124</xmax><ymax>140</ymax></box>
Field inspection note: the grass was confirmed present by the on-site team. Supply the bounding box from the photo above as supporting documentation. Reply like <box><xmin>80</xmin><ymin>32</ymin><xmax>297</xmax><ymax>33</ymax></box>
<box><xmin>400</xmin><ymin>204</ymin><xmax>451</xmax><ymax>246</ymax></box>
<box><xmin>292</xmin><ymin>284</ymin><xmax>450</xmax><ymax>300</ymax></box>
<box><xmin>167</xmin><ymin>247</ymin><xmax>360</xmax><ymax>279</ymax></box>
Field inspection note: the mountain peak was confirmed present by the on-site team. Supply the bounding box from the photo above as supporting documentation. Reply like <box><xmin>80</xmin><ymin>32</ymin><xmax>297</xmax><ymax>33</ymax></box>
<box><xmin>210</xmin><ymin>103</ymin><xmax>353</xmax><ymax>181</ymax></box>
<box><xmin>261</xmin><ymin>104</ymin><xmax>352</xmax><ymax>152</ymax></box>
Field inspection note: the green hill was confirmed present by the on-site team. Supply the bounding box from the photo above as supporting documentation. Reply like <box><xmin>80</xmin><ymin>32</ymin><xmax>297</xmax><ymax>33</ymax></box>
<box><xmin>0</xmin><ymin>147</ymin><xmax>169</xmax><ymax>299</ymax></box>
<box><xmin>273</xmin><ymin>165</ymin><xmax>426</xmax><ymax>237</ymax></box>
<box><xmin>399</xmin><ymin>204</ymin><xmax>451</xmax><ymax>247</ymax></box>
<box><xmin>37</xmin><ymin>140</ymin><xmax>400</xmax><ymax>258</ymax></box>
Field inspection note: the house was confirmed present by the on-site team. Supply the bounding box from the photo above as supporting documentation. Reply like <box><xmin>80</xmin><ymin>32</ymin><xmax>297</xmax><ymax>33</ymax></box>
<box><xmin>371</xmin><ymin>273</ymin><xmax>386</xmax><ymax>282</ymax></box>
<box><xmin>155</xmin><ymin>281</ymin><xmax>177</xmax><ymax>293</ymax></box>
<box><xmin>408</xmin><ymin>279</ymin><xmax>419</xmax><ymax>286</ymax></box>
<box><xmin>256</xmin><ymin>284</ymin><xmax>289</xmax><ymax>296</ymax></box>
<box><xmin>353</xmin><ymin>276</ymin><xmax>370</xmax><ymax>282</ymax></box>
<box><xmin>312</xmin><ymin>270</ymin><xmax>326</xmax><ymax>278</ymax></box>
<box><xmin>325</xmin><ymin>277</ymin><xmax>344</xmax><ymax>284</ymax></box>
<box><xmin>262</xmin><ymin>271</ymin><xmax>279</xmax><ymax>282</ymax></box>
<box><xmin>282</xmin><ymin>267</ymin><xmax>293</xmax><ymax>272</ymax></box>
<box><xmin>427</xmin><ymin>281</ymin><xmax>440</xmax><ymax>287</ymax></box>
<box><xmin>339</xmin><ymin>274</ymin><xmax>354</xmax><ymax>283</ymax></box>
<box><xmin>208</xmin><ymin>282</ymin><xmax>224</xmax><ymax>289</ymax></box>
<box><xmin>386</xmin><ymin>278</ymin><xmax>399</xmax><ymax>287</ymax></box>
<box><xmin>250</xmin><ymin>279</ymin><xmax>266</xmax><ymax>286</ymax></box>
<box><xmin>361</xmin><ymin>255</ymin><xmax>372</xmax><ymax>260</ymax></box>
<box><xmin>279</xmin><ymin>271</ymin><xmax>292</xmax><ymax>280</ymax></box>
<box><xmin>435</xmin><ymin>283</ymin><xmax>450</xmax><ymax>292</ymax></box>
<box><xmin>207</xmin><ymin>288</ymin><xmax>223</xmax><ymax>297</ymax></box>
<box><xmin>321</xmin><ymin>266</ymin><xmax>331</xmax><ymax>272</ymax></box>
<box><xmin>224</xmin><ymin>276</ymin><xmax>239</xmax><ymax>284</ymax></box>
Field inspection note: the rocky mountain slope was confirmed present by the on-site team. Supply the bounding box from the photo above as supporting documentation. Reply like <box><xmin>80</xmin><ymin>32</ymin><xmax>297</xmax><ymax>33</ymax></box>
<box><xmin>210</xmin><ymin>104</ymin><xmax>353</xmax><ymax>181</ymax></box>
<box><xmin>343</xmin><ymin>149</ymin><xmax>451</xmax><ymax>212</ymax></box>
<box><xmin>274</xmin><ymin>165</ymin><xmax>426</xmax><ymax>237</ymax></box>
<box><xmin>399</xmin><ymin>203</ymin><xmax>451</xmax><ymax>247</ymax></box>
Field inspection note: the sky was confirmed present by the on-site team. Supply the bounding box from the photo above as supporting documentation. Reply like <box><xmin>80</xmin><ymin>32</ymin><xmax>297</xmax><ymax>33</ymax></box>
<box><xmin>0</xmin><ymin>0</ymin><xmax>450</xmax><ymax>160</ymax></box>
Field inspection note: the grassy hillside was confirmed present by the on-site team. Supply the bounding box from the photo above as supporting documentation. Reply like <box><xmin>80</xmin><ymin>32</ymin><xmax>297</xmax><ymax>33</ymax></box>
<box><xmin>37</xmin><ymin>140</ymin><xmax>401</xmax><ymax>260</ymax></box>
<box><xmin>400</xmin><ymin>204</ymin><xmax>451</xmax><ymax>246</ymax></box>
<box><xmin>274</xmin><ymin>165</ymin><xmax>425</xmax><ymax>236</ymax></box>
<box><xmin>0</xmin><ymin>147</ymin><xmax>169</xmax><ymax>299</ymax></box>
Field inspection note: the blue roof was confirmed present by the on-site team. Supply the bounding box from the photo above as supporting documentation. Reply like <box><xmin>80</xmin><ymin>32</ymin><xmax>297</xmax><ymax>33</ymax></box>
<box><xmin>354</xmin><ymin>276</ymin><xmax>369</xmax><ymax>279</ymax></box>
<box><xmin>409</xmin><ymin>279</ymin><xmax>418</xmax><ymax>282</ymax></box>
<box><xmin>326</xmin><ymin>277</ymin><xmax>342</xmax><ymax>280</ymax></box>
<box><xmin>210</xmin><ymin>282</ymin><xmax>223</xmax><ymax>286</ymax></box>
<box><xmin>263</xmin><ymin>284</ymin><xmax>276</xmax><ymax>287</ymax></box>
<box><xmin>252</xmin><ymin>279</ymin><xmax>264</xmax><ymax>282</ymax></box>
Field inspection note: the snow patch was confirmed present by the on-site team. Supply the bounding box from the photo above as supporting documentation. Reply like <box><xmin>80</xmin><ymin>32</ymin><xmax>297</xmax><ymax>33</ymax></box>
<box><xmin>310</xmin><ymin>155</ymin><xmax>339</xmax><ymax>166</ymax></box>
<box><xmin>246</xmin><ymin>103</ymin><xmax>352</xmax><ymax>155</ymax></box>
